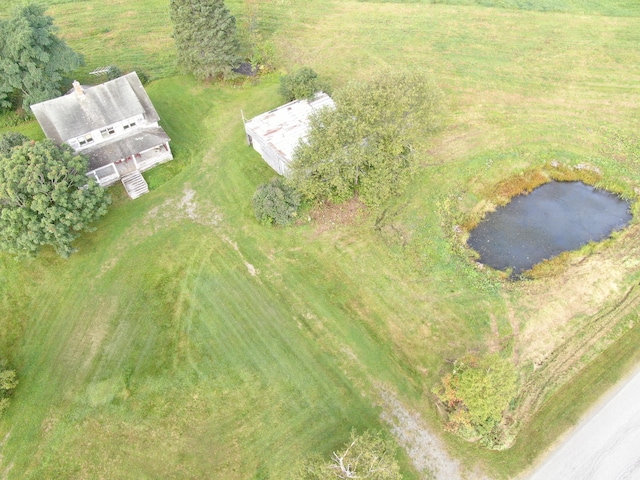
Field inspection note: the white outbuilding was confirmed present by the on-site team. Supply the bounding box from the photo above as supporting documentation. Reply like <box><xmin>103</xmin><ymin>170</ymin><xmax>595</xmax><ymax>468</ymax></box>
<box><xmin>243</xmin><ymin>92</ymin><xmax>334</xmax><ymax>175</ymax></box>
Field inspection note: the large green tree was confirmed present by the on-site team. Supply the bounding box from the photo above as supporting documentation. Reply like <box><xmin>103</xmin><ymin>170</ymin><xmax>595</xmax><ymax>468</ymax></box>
<box><xmin>0</xmin><ymin>4</ymin><xmax>83</xmax><ymax>111</ymax></box>
<box><xmin>0</xmin><ymin>139</ymin><xmax>111</xmax><ymax>258</ymax></box>
<box><xmin>289</xmin><ymin>70</ymin><xmax>444</xmax><ymax>207</ymax></box>
<box><xmin>169</xmin><ymin>0</ymin><xmax>241</xmax><ymax>80</ymax></box>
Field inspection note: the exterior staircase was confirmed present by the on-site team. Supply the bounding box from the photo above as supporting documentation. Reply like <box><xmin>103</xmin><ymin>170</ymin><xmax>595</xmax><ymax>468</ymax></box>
<box><xmin>121</xmin><ymin>171</ymin><xmax>149</xmax><ymax>199</ymax></box>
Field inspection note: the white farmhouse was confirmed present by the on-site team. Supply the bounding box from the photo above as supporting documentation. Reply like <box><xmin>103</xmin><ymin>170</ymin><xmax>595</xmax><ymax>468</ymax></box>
<box><xmin>31</xmin><ymin>72</ymin><xmax>172</xmax><ymax>199</ymax></box>
<box><xmin>244</xmin><ymin>92</ymin><xmax>334</xmax><ymax>176</ymax></box>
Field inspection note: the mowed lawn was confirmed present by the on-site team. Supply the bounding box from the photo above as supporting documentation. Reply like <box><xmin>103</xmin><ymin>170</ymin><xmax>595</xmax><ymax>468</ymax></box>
<box><xmin>0</xmin><ymin>79</ymin><xmax>424</xmax><ymax>479</ymax></box>
<box><xmin>0</xmin><ymin>0</ymin><xmax>639</xmax><ymax>478</ymax></box>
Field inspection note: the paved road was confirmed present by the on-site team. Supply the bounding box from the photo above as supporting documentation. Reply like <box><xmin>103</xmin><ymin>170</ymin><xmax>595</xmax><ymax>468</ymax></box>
<box><xmin>528</xmin><ymin>366</ymin><xmax>640</xmax><ymax>480</ymax></box>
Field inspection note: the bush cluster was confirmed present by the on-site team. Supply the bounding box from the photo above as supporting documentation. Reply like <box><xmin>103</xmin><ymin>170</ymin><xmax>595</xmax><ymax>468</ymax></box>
<box><xmin>0</xmin><ymin>110</ymin><xmax>30</xmax><ymax>128</ymax></box>
<box><xmin>0</xmin><ymin>132</ymin><xmax>28</xmax><ymax>157</ymax></box>
<box><xmin>0</xmin><ymin>360</ymin><xmax>18</xmax><ymax>418</ymax></box>
<box><xmin>252</xmin><ymin>177</ymin><xmax>301</xmax><ymax>226</ymax></box>
<box><xmin>279</xmin><ymin>67</ymin><xmax>330</xmax><ymax>102</ymax></box>
<box><xmin>432</xmin><ymin>353</ymin><xmax>519</xmax><ymax>449</ymax></box>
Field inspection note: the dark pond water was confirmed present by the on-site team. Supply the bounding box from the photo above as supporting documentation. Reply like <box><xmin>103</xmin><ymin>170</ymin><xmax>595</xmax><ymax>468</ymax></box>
<box><xmin>467</xmin><ymin>181</ymin><xmax>632</xmax><ymax>276</ymax></box>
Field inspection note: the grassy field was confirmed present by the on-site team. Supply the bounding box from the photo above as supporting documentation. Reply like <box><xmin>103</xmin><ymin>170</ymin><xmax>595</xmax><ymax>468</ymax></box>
<box><xmin>1</xmin><ymin>0</ymin><xmax>639</xmax><ymax>478</ymax></box>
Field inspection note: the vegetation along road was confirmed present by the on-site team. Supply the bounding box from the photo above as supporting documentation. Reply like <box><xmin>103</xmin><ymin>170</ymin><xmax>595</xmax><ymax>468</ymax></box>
<box><xmin>528</xmin><ymin>365</ymin><xmax>640</xmax><ymax>479</ymax></box>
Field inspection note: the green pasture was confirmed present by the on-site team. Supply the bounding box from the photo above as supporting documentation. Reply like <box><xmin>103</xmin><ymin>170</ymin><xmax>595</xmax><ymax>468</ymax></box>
<box><xmin>357</xmin><ymin>0</ymin><xmax>640</xmax><ymax>17</ymax></box>
<box><xmin>1</xmin><ymin>0</ymin><xmax>640</xmax><ymax>478</ymax></box>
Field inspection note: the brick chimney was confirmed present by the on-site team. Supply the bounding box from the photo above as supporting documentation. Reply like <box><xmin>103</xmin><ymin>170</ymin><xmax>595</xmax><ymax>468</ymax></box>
<box><xmin>72</xmin><ymin>80</ymin><xmax>85</xmax><ymax>97</ymax></box>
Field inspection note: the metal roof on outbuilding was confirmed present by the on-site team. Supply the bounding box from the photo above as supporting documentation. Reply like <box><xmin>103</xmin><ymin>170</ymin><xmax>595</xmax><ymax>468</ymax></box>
<box><xmin>244</xmin><ymin>93</ymin><xmax>335</xmax><ymax>167</ymax></box>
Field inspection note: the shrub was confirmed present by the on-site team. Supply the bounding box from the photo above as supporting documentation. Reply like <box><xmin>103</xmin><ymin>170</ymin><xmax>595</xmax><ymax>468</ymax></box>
<box><xmin>0</xmin><ymin>109</ymin><xmax>30</xmax><ymax>128</ymax></box>
<box><xmin>0</xmin><ymin>132</ymin><xmax>29</xmax><ymax>157</ymax></box>
<box><xmin>0</xmin><ymin>360</ymin><xmax>18</xmax><ymax>419</ymax></box>
<box><xmin>279</xmin><ymin>67</ymin><xmax>330</xmax><ymax>102</ymax></box>
<box><xmin>136</xmin><ymin>70</ymin><xmax>150</xmax><ymax>85</ymax></box>
<box><xmin>106</xmin><ymin>65</ymin><xmax>122</xmax><ymax>80</ymax></box>
<box><xmin>433</xmin><ymin>353</ymin><xmax>519</xmax><ymax>448</ymax></box>
<box><xmin>252</xmin><ymin>177</ymin><xmax>301</xmax><ymax>226</ymax></box>
<box><xmin>249</xmin><ymin>37</ymin><xmax>277</xmax><ymax>73</ymax></box>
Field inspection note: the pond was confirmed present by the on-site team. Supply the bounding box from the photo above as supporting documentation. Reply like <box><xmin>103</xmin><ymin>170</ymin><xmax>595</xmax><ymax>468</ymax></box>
<box><xmin>467</xmin><ymin>181</ymin><xmax>632</xmax><ymax>276</ymax></box>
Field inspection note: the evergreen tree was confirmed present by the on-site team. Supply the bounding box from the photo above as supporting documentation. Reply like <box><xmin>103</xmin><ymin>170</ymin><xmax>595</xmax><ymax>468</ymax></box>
<box><xmin>0</xmin><ymin>4</ymin><xmax>83</xmax><ymax>111</ymax></box>
<box><xmin>0</xmin><ymin>140</ymin><xmax>111</xmax><ymax>258</ymax></box>
<box><xmin>169</xmin><ymin>0</ymin><xmax>241</xmax><ymax>80</ymax></box>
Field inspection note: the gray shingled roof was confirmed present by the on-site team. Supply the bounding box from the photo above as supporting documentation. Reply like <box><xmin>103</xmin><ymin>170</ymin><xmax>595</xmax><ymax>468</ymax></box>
<box><xmin>31</xmin><ymin>72</ymin><xmax>160</xmax><ymax>143</ymax></box>
<box><xmin>83</xmin><ymin>126</ymin><xmax>170</xmax><ymax>171</ymax></box>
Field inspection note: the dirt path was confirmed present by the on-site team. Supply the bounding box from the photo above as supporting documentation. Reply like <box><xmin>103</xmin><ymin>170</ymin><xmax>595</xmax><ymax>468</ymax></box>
<box><xmin>378</xmin><ymin>388</ymin><xmax>478</xmax><ymax>480</ymax></box>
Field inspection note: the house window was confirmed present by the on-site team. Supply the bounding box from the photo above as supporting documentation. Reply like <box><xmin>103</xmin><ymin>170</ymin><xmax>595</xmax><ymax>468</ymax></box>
<box><xmin>78</xmin><ymin>133</ymin><xmax>94</xmax><ymax>146</ymax></box>
<box><xmin>100</xmin><ymin>126</ymin><xmax>115</xmax><ymax>138</ymax></box>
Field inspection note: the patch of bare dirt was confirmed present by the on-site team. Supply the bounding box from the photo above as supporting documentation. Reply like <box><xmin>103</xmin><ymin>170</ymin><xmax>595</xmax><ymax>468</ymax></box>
<box><xmin>309</xmin><ymin>198</ymin><xmax>367</xmax><ymax>236</ymax></box>
<box><xmin>145</xmin><ymin>187</ymin><xmax>222</xmax><ymax>229</ymax></box>
<box><xmin>221</xmin><ymin>235</ymin><xmax>259</xmax><ymax>278</ymax></box>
